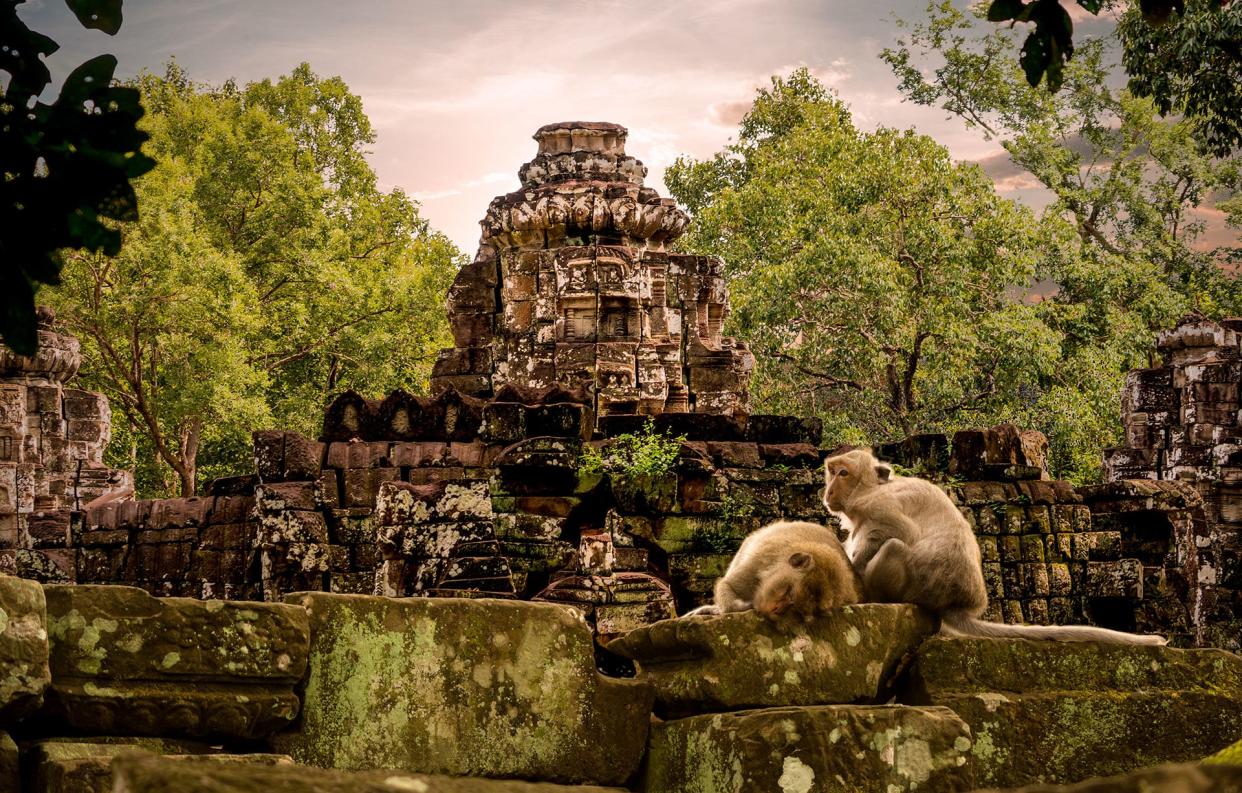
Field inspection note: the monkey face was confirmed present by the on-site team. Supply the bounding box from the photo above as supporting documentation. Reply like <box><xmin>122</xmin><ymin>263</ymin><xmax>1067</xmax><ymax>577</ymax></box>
<box><xmin>755</xmin><ymin>552</ymin><xmax>820</xmax><ymax>625</ymax></box>
<box><xmin>823</xmin><ymin>458</ymin><xmax>857</xmax><ymax>512</ymax></box>
<box><xmin>824</xmin><ymin>450</ymin><xmax>892</xmax><ymax>512</ymax></box>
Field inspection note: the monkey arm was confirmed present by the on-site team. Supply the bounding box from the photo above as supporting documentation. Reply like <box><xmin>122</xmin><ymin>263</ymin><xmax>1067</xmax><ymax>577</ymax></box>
<box><xmin>847</xmin><ymin>513</ymin><xmax>920</xmax><ymax>575</ymax></box>
<box><xmin>847</xmin><ymin>532</ymin><xmax>889</xmax><ymax>576</ymax></box>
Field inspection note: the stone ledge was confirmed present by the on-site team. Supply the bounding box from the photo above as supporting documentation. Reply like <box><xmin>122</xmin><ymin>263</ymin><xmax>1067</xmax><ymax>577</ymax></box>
<box><xmin>112</xmin><ymin>753</ymin><xmax>629</xmax><ymax>792</ymax></box>
<box><xmin>643</xmin><ymin>704</ymin><xmax>975</xmax><ymax>793</ymax></box>
<box><xmin>608</xmin><ymin>605</ymin><xmax>936</xmax><ymax>716</ymax></box>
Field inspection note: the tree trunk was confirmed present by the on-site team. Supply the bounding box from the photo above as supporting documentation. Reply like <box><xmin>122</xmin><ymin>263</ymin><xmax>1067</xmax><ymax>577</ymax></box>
<box><xmin>177</xmin><ymin>417</ymin><xmax>202</xmax><ymax>497</ymax></box>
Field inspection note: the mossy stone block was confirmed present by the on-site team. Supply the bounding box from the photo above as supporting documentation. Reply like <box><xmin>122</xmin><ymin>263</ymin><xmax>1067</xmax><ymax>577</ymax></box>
<box><xmin>273</xmin><ymin>593</ymin><xmax>652</xmax><ymax>786</ymax></box>
<box><xmin>0</xmin><ymin>574</ymin><xmax>50</xmax><ymax>724</ymax></box>
<box><xmin>609</xmin><ymin>605</ymin><xmax>936</xmax><ymax>716</ymax></box>
<box><xmin>643</xmin><ymin>704</ymin><xmax>975</xmax><ymax>793</ymax></box>
<box><xmin>970</xmin><ymin>761</ymin><xmax>1242</xmax><ymax>792</ymax></box>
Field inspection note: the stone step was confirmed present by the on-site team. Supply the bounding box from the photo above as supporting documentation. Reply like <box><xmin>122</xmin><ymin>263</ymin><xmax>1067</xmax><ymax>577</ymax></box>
<box><xmin>904</xmin><ymin>637</ymin><xmax>1242</xmax><ymax>788</ymax></box>
<box><xmin>642</xmin><ymin>703</ymin><xmax>975</xmax><ymax>793</ymax></box>
<box><xmin>606</xmin><ymin>605</ymin><xmax>936</xmax><ymax>716</ymax></box>
<box><xmin>28</xmin><ymin>741</ymin><xmax>292</xmax><ymax>793</ymax></box>
<box><xmin>970</xmin><ymin>761</ymin><xmax>1242</xmax><ymax>792</ymax></box>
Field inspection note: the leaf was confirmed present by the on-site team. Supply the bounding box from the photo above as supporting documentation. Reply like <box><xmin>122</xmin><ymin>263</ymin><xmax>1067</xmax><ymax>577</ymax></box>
<box><xmin>56</xmin><ymin>54</ymin><xmax>119</xmax><ymax>106</ymax></box>
<box><xmin>0</xmin><ymin>269</ymin><xmax>38</xmax><ymax>356</ymax></box>
<box><xmin>988</xmin><ymin>0</ymin><xmax>1025</xmax><ymax>22</ymax></box>
<box><xmin>1076</xmin><ymin>0</ymin><xmax>1104</xmax><ymax>14</ymax></box>
<box><xmin>1020</xmin><ymin>31</ymin><xmax>1051</xmax><ymax>87</ymax></box>
<box><xmin>62</xmin><ymin>0</ymin><xmax>124</xmax><ymax>35</ymax></box>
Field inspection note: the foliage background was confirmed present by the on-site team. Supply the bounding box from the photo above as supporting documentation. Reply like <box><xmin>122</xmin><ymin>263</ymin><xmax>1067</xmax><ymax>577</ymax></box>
<box><xmin>48</xmin><ymin>62</ymin><xmax>461</xmax><ymax>497</ymax></box>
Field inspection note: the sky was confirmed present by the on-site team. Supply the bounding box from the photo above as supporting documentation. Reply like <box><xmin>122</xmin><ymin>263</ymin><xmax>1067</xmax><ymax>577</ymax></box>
<box><xmin>18</xmin><ymin>0</ymin><xmax>1227</xmax><ymax>255</ymax></box>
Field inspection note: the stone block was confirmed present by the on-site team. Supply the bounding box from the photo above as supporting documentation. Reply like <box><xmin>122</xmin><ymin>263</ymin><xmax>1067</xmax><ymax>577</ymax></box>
<box><xmin>905</xmin><ymin>637</ymin><xmax>1242</xmax><ymax>788</ymax></box>
<box><xmin>973</xmin><ymin>762</ymin><xmax>1242</xmax><ymax>793</ymax></box>
<box><xmin>0</xmin><ymin>574</ymin><xmax>50</xmax><ymax>724</ymax></box>
<box><xmin>0</xmin><ymin>731</ymin><xmax>14</xmax><ymax>793</ymax></box>
<box><xmin>643</xmin><ymin>704</ymin><xmax>974</xmax><ymax>793</ymax></box>
<box><xmin>25</xmin><ymin>739</ymin><xmax>244</xmax><ymax>793</ymax></box>
<box><xmin>608</xmin><ymin>605</ymin><xmax>936</xmax><ymax>716</ymax></box>
<box><xmin>41</xmin><ymin>585</ymin><xmax>307</xmax><ymax>739</ymax></box>
<box><xmin>272</xmin><ymin>593</ymin><xmax>652</xmax><ymax>785</ymax></box>
<box><xmin>110</xmin><ymin>753</ymin><xmax>629</xmax><ymax>792</ymax></box>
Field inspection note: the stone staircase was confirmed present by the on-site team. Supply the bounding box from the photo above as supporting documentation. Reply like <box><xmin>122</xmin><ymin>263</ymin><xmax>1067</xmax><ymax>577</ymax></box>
<box><xmin>2</xmin><ymin>574</ymin><xmax>1240</xmax><ymax>792</ymax></box>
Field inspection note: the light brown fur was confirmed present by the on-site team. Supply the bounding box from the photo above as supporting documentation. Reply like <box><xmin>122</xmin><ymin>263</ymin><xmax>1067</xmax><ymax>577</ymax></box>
<box><xmin>684</xmin><ymin>520</ymin><xmax>862</xmax><ymax>629</ymax></box>
<box><xmin>824</xmin><ymin>448</ymin><xmax>1165</xmax><ymax>645</ymax></box>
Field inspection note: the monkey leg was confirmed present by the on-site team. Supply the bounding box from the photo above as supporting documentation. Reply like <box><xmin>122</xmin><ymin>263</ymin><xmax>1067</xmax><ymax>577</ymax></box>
<box><xmin>863</xmin><ymin>538</ymin><xmax>913</xmax><ymax>604</ymax></box>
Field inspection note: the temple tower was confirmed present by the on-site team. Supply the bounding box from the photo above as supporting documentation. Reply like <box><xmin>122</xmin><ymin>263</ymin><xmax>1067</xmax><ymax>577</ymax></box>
<box><xmin>429</xmin><ymin>121</ymin><xmax>754</xmax><ymax>417</ymax></box>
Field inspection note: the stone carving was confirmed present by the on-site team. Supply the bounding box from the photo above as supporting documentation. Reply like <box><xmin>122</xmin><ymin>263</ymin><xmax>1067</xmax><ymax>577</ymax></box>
<box><xmin>429</xmin><ymin>122</ymin><xmax>755</xmax><ymax>417</ymax></box>
<box><xmin>40</xmin><ymin>584</ymin><xmax>308</xmax><ymax>739</ymax></box>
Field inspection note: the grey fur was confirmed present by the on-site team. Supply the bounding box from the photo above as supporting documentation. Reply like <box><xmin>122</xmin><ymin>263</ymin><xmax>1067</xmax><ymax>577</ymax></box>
<box><xmin>683</xmin><ymin>520</ymin><xmax>861</xmax><ymax>620</ymax></box>
<box><xmin>824</xmin><ymin>449</ymin><xmax>1166</xmax><ymax>645</ymax></box>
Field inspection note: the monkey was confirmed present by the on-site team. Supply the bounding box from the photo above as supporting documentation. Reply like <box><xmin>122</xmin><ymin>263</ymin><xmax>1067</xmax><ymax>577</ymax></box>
<box><xmin>823</xmin><ymin>448</ymin><xmax>1166</xmax><ymax>645</ymax></box>
<box><xmin>682</xmin><ymin>520</ymin><xmax>862</xmax><ymax>629</ymax></box>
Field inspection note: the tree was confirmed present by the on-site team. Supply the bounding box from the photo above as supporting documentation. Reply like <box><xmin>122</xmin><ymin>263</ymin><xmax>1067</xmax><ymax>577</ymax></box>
<box><xmin>1118</xmin><ymin>0</ymin><xmax>1242</xmax><ymax>156</ymax></box>
<box><xmin>883</xmin><ymin>1</ymin><xmax>1242</xmax><ymax>478</ymax></box>
<box><xmin>1</xmin><ymin>0</ymin><xmax>154</xmax><ymax>354</ymax></box>
<box><xmin>981</xmin><ymin>0</ymin><xmax>1241</xmax><ymax>153</ymax></box>
<box><xmin>666</xmin><ymin>69</ymin><xmax>1062</xmax><ymax>446</ymax></box>
<box><xmin>49</xmin><ymin>63</ymin><xmax>460</xmax><ymax>497</ymax></box>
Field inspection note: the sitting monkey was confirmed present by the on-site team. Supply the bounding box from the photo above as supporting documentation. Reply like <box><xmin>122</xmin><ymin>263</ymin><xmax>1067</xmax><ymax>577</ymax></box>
<box><xmin>684</xmin><ymin>520</ymin><xmax>862</xmax><ymax>629</ymax></box>
<box><xmin>824</xmin><ymin>448</ymin><xmax>1165</xmax><ymax>644</ymax></box>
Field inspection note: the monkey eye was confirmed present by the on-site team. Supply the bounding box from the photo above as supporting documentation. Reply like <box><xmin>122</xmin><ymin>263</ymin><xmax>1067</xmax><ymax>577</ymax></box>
<box><xmin>837</xmin><ymin>469</ymin><xmax>848</xmax><ymax>477</ymax></box>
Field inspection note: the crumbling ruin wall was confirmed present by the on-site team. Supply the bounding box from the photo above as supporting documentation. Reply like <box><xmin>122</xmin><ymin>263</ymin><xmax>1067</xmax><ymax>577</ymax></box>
<box><xmin>1102</xmin><ymin>313</ymin><xmax>1242</xmax><ymax>648</ymax></box>
<box><xmin>0</xmin><ymin>307</ymin><xmax>131</xmax><ymax>584</ymax></box>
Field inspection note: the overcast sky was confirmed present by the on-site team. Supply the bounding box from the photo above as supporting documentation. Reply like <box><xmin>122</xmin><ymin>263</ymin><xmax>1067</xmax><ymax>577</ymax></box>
<box><xmin>23</xmin><ymin>0</ymin><xmax>1228</xmax><ymax>255</ymax></box>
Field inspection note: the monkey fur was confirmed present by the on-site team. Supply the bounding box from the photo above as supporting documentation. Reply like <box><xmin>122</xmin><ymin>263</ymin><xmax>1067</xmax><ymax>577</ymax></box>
<box><xmin>823</xmin><ymin>448</ymin><xmax>1165</xmax><ymax>645</ymax></box>
<box><xmin>683</xmin><ymin>520</ymin><xmax>862</xmax><ymax>629</ymax></box>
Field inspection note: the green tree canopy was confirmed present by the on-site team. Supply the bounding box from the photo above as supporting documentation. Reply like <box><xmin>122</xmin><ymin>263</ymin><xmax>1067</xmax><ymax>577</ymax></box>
<box><xmin>666</xmin><ymin>69</ymin><xmax>1062</xmax><ymax>447</ymax></box>
<box><xmin>49</xmin><ymin>62</ymin><xmax>461</xmax><ymax>497</ymax></box>
<box><xmin>882</xmin><ymin>3</ymin><xmax>1241</xmax><ymax>479</ymax></box>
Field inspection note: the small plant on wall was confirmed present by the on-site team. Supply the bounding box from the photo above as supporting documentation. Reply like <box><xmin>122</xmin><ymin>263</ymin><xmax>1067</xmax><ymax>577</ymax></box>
<box><xmin>579</xmin><ymin>418</ymin><xmax>684</xmax><ymax>479</ymax></box>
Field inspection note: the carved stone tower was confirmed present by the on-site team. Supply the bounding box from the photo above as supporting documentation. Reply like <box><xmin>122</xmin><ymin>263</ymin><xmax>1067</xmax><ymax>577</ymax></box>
<box><xmin>429</xmin><ymin>121</ymin><xmax>754</xmax><ymax>417</ymax></box>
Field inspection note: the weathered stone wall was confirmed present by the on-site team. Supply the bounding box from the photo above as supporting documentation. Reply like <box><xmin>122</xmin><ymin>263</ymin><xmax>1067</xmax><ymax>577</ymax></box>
<box><xmin>1102</xmin><ymin>313</ymin><xmax>1242</xmax><ymax>648</ymax></box>
<box><xmin>0</xmin><ymin>308</ymin><xmax>131</xmax><ymax>588</ymax></box>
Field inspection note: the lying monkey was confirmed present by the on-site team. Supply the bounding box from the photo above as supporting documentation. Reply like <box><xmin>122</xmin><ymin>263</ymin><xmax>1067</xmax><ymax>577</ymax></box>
<box><xmin>684</xmin><ymin>520</ymin><xmax>862</xmax><ymax>629</ymax></box>
<box><xmin>824</xmin><ymin>448</ymin><xmax>1165</xmax><ymax>644</ymax></box>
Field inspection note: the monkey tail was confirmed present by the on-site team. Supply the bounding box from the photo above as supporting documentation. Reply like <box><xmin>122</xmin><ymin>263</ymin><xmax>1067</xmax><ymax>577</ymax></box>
<box><xmin>939</xmin><ymin>610</ymin><xmax>1166</xmax><ymax>646</ymax></box>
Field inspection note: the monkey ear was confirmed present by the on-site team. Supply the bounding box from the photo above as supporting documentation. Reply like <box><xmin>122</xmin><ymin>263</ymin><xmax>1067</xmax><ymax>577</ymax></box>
<box><xmin>875</xmin><ymin>465</ymin><xmax>892</xmax><ymax>482</ymax></box>
<box><xmin>789</xmin><ymin>551</ymin><xmax>813</xmax><ymax>569</ymax></box>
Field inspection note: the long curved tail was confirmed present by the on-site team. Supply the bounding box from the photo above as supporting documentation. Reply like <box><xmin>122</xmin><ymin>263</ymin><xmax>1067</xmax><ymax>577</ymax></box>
<box><xmin>940</xmin><ymin>610</ymin><xmax>1166</xmax><ymax>645</ymax></box>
